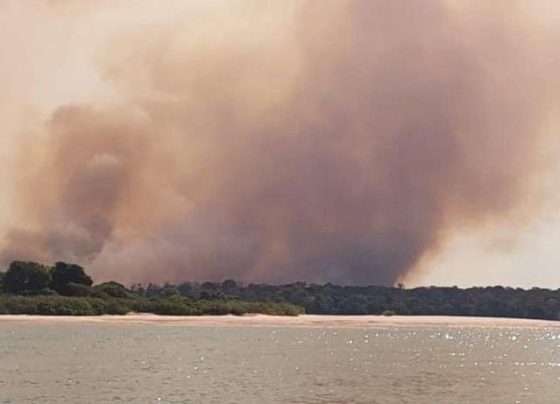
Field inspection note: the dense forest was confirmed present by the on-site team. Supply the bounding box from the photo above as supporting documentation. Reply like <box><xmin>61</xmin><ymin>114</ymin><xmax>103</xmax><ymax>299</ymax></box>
<box><xmin>132</xmin><ymin>279</ymin><xmax>560</xmax><ymax>320</ymax></box>
<box><xmin>1</xmin><ymin>260</ymin><xmax>559</xmax><ymax>320</ymax></box>
<box><xmin>0</xmin><ymin>261</ymin><xmax>302</xmax><ymax>316</ymax></box>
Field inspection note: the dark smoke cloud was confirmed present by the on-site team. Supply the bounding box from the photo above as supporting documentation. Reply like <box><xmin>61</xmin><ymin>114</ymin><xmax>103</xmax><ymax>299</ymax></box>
<box><xmin>2</xmin><ymin>1</ymin><xmax>558</xmax><ymax>284</ymax></box>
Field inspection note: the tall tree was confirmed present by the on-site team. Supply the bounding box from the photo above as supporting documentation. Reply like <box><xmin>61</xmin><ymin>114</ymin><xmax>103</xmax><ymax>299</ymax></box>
<box><xmin>50</xmin><ymin>262</ymin><xmax>93</xmax><ymax>296</ymax></box>
<box><xmin>2</xmin><ymin>261</ymin><xmax>52</xmax><ymax>294</ymax></box>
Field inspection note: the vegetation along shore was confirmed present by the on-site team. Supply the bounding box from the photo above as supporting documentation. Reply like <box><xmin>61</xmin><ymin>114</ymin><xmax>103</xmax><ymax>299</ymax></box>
<box><xmin>0</xmin><ymin>260</ymin><xmax>559</xmax><ymax>320</ymax></box>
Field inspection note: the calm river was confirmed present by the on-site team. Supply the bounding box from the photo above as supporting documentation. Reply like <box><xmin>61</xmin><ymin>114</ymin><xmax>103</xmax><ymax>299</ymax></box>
<box><xmin>0</xmin><ymin>321</ymin><xmax>559</xmax><ymax>403</ymax></box>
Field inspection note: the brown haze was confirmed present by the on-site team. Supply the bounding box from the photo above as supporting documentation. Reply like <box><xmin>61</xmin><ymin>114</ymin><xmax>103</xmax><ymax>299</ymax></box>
<box><xmin>1</xmin><ymin>1</ymin><xmax>559</xmax><ymax>284</ymax></box>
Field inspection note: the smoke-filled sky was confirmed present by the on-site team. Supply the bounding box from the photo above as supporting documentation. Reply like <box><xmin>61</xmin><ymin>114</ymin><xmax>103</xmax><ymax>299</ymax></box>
<box><xmin>1</xmin><ymin>0</ymin><xmax>560</xmax><ymax>286</ymax></box>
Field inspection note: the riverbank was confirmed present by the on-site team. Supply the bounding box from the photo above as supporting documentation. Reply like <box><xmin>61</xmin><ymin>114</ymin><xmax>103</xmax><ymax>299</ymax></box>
<box><xmin>0</xmin><ymin>313</ymin><xmax>558</xmax><ymax>328</ymax></box>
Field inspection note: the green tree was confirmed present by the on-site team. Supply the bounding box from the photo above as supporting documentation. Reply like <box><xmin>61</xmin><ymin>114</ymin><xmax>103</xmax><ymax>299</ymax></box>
<box><xmin>2</xmin><ymin>261</ymin><xmax>52</xmax><ymax>294</ymax></box>
<box><xmin>94</xmin><ymin>281</ymin><xmax>130</xmax><ymax>298</ymax></box>
<box><xmin>160</xmin><ymin>283</ymin><xmax>180</xmax><ymax>298</ymax></box>
<box><xmin>222</xmin><ymin>279</ymin><xmax>238</xmax><ymax>294</ymax></box>
<box><xmin>50</xmin><ymin>262</ymin><xmax>93</xmax><ymax>296</ymax></box>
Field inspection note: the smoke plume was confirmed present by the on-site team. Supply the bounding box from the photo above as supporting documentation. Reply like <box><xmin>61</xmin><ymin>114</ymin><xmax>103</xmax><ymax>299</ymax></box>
<box><xmin>1</xmin><ymin>0</ymin><xmax>559</xmax><ymax>284</ymax></box>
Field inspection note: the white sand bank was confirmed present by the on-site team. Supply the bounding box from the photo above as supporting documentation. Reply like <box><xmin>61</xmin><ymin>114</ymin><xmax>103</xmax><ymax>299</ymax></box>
<box><xmin>0</xmin><ymin>314</ymin><xmax>558</xmax><ymax>328</ymax></box>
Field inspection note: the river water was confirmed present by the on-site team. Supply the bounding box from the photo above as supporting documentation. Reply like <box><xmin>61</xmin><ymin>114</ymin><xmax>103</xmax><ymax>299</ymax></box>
<box><xmin>0</xmin><ymin>321</ymin><xmax>559</xmax><ymax>403</ymax></box>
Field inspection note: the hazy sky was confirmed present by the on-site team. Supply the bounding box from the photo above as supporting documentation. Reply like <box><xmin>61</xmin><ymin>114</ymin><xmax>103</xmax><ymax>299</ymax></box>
<box><xmin>1</xmin><ymin>0</ymin><xmax>560</xmax><ymax>287</ymax></box>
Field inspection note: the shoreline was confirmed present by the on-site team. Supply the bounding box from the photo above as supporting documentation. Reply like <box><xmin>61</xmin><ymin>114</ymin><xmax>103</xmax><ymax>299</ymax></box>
<box><xmin>0</xmin><ymin>314</ymin><xmax>558</xmax><ymax>328</ymax></box>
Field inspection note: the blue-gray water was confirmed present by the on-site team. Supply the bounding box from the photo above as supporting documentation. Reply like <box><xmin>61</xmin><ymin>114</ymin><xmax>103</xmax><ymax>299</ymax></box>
<box><xmin>0</xmin><ymin>322</ymin><xmax>559</xmax><ymax>403</ymax></box>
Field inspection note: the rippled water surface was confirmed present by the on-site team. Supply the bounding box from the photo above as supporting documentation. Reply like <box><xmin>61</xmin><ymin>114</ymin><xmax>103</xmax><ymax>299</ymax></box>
<box><xmin>0</xmin><ymin>322</ymin><xmax>559</xmax><ymax>403</ymax></box>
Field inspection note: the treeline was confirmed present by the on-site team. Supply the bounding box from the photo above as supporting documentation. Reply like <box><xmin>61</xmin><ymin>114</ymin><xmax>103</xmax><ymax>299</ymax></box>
<box><xmin>0</xmin><ymin>261</ymin><xmax>302</xmax><ymax>316</ymax></box>
<box><xmin>132</xmin><ymin>280</ymin><xmax>560</xmax><ymax>320</ymax></box>
<box><xmin>1</xmin><ymin>260</ymin><xmax>559</xmax><ymax>320</ymax></box>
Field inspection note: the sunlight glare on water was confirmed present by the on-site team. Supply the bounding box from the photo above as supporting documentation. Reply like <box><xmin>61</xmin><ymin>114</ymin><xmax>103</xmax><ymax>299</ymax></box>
<box><xmin>0</xmin><ymin>323</ymin><xmax>559</xmax><ymax>403</ymax></box>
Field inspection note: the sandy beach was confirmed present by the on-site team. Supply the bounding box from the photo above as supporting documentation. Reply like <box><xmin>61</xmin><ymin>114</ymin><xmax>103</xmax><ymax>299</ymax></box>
<box><xmin>0</xmin><ymin>314</ymin><xmax>558</xmax><ymax>328</ymax></box>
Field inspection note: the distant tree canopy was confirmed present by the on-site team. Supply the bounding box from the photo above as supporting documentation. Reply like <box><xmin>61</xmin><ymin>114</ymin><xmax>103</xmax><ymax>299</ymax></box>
<box><xmin>0</xmin><ymin>261</ymin><xmax>92</xmax><ymax>296</ymax></box>
<box><xmin>50</xmin><ymin>262</ymin><xmax>93</xmax><ymax>296</ymax></box>
<box><xmin>94</xmin><ymin>281</ymin><xmax>130</xmax><ymax>299</ymax></box>
<box><xmin>0</xmin><ymin>260</ymin><xmax>302</xmax><ymax>316</ymax></box>
<box><xmin>1</xmin><ymin>259</ymin><xmax>560</xmax><ymax>320</ymax></box>
<box><xmin>132</xmin><ymin>281</ymin><xmax>560</xmax><ymax>321</ymax></box>
<box><xmin>2</xmin><ymin>261</ymin><xmax>52</xmax><ymax>295</ymax></box>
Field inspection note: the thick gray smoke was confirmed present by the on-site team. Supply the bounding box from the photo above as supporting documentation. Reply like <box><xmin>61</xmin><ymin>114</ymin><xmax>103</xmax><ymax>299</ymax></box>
<box><xmin>1</xmin><ymin>1</ymin><xmax>558</xmax><ymax>284</ymax></box>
